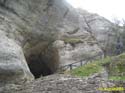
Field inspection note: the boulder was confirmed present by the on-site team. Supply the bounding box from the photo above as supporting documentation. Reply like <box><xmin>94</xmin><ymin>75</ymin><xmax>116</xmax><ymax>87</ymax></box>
<box><xmin>0</xmin><ymin>32</ymin><xmax>34</xmax><ymax>84</ymax></box>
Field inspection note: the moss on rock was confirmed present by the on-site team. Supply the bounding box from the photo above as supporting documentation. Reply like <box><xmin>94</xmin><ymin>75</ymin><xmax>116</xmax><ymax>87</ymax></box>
<box><xmin>63</xmin><ymin>38</ymin><xmax>83</xmax><ymax>45</ymax></box>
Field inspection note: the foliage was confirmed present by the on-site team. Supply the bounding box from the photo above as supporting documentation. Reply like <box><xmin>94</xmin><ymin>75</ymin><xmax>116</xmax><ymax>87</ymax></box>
<box><xmin>68</xmin><ymin>53</ymin><xmax>125</xmax><ymax>81</ymax></box>
<box><xmin>108</xmin><ymin>54</ymin><xmax>125</xmax><ymax>77</ymax></box>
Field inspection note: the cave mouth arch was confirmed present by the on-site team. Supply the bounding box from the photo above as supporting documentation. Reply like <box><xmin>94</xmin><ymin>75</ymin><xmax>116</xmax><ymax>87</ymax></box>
<box><xmin>23</xmin><ymin>42</ymin><xmax>59</xmax><ymax>78</ymax></box>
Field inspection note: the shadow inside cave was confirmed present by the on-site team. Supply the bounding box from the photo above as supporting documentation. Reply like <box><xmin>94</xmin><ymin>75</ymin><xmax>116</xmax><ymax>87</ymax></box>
<box><xmin>27</xmin><ymin>55</ymin><xmax>54</xmax><ymax>78</ymax></box>
<box><xmin>23</xmin><ymin>43</ymin><xmax>59</xmax><ymax>79</ymax></box>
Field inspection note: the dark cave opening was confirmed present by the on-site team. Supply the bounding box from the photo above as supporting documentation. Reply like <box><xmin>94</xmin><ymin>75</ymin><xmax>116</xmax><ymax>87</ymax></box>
<box><xmin>27</xmin><ymin>55</ymin><xmax>54</xmax><ymax>78</ymax></box>
<box><xmin>24</xmin><ymin>43</ymin><xmax>59</xmax><ymax>78</ymax></box>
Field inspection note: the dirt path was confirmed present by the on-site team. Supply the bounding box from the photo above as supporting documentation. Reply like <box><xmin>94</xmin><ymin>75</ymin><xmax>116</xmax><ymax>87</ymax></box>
<box><xmin>2</xmin><ymin>74</ymin><xmax>120</xmax><ymax>93</ymax></box>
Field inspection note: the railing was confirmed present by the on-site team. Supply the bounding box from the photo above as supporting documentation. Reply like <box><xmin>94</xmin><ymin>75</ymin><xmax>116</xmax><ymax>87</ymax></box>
<box><xmin>58</xmin><ymin>52</ymin><xmax>104</xmax><ymax>72</ymax></box>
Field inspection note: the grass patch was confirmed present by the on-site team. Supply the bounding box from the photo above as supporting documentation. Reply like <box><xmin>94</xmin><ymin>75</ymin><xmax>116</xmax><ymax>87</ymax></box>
<box><xmin>109</xmin><ymin>76</ymin><xmax>125</xmax><ymax>81</ymax></box>
<box><xmin>70</xmin><ymin>62</ymin><xmax>102</xmax><ymax>77</ymax></box>
<box><xmin>69</xmin><ymin>56</ymin><xmax>111</xmax><ymax>77</ymax></box>
<box><xmin>67</xmin><ymin>53</ymin><xmax>125</xmax><ymax>81</ymax></box>
<box><xmin>117</xmin><ymin>53</ymin><xmax>125</xmax><ymax>59</ymax></box>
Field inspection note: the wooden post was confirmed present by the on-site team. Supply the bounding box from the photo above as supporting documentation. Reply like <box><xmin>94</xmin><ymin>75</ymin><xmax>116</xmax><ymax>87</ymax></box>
<box><xmin>80</xmin><ymin>61</ymin><xmax>83</xmax><ymax>66</ymax></box>
<box><xmin>69</xmin><ymin>64</ymin><xmax>72</xmax><ymax>70</ymax></box>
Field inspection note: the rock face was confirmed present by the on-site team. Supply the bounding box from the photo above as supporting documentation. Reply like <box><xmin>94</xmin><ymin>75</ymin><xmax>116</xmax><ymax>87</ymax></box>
<box><xmin>78</xmin><ymin>9</ymin><xmax>114</xmax><ymax>55</ymax></box>
<box><xmin>0</xmin><ymin>22</ymin><xmax>34</xmax><ymax>83</ymax></box>
<box><xmin>52</xmin><ymin>5</ymin><xmax>103</xmax><ymax>66</ymax></box>
<box><xmin>0</xmin><ymin>0</ymin><xmax>104</xmax><ymax>85</ymax></box>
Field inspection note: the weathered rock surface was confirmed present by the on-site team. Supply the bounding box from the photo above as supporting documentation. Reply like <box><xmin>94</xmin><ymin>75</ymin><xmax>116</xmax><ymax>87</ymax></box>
<box><xmin>78</xmin><ymin>9</ymin><xmax>112</xmax><ymax>45</ymax></box>
<box><xmin>0</xmin><ymin>0</ymin><xmax>104</xmax><ymax>84</ymax></box>
<box><xmin>0</xmin><ymin>31</ymin><xmax>34</xmax><ymax>83</ymax></box>
<box><xmin>52</xmin><ymin>7</ymin><xmax>103</xmax><ymax>66</ymax></box>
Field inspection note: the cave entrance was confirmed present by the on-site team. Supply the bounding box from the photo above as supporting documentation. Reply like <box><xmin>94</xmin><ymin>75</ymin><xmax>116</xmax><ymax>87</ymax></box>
<box><xmin>23</xmin><ymin>42</ymin><xmax>59</xmax><ymax>78</ymax></box>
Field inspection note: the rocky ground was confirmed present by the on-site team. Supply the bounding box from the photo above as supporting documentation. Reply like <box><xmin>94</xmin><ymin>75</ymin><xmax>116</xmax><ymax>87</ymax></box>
<box><xmin>1</xmin><ymin>74</ymin><xmax>124</xmax><ymax>93</ymax></box>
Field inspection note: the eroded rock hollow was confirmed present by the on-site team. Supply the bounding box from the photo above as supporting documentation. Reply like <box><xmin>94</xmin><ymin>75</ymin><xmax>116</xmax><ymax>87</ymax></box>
<box><xmin>24</xmin><ymin>42</ymin><xmax>59</xmax><ymax>78</ymax></box>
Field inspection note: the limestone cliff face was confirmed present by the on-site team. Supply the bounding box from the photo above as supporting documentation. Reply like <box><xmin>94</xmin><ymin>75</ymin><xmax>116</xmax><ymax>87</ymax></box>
<box><xmin>0</xmin><ymin>0</ymin><xmax>103</xmax><ymax>85</ymax></box>
<box><xmin>78</xmin><ymin>9</ymin><xmax>114</xmax><ymax>53</ymax></box>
